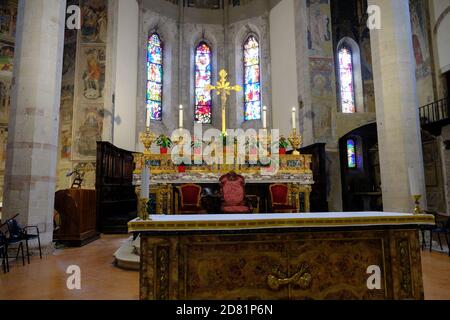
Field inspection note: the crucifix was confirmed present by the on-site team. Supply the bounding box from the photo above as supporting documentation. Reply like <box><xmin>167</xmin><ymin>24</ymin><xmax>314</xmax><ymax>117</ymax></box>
<box><xmin>206</xmin><ymin>69</ymin><xmax>242</xmax><ymax>134</ymax></box>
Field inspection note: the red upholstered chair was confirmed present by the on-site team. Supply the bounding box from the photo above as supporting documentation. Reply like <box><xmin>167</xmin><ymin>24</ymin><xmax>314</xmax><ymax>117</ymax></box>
<box><xmin>219</xmin><ymin>171</ymin><xmax>252</xmax><ymax>214</ymax></box>
<box><xmin>269</xmin><ymin>184</ymin><xmax>297</xmax><ymax>213</ymax></box>
<box><xmin>177</xmin><ymin>184</ymin><xmax>207</xmax><ymax>214</ymax></box>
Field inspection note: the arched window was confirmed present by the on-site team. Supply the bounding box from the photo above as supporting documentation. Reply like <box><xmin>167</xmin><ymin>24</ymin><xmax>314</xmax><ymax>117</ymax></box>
<box><xmin>347</xmin><ymin>139</ymin><xmax>357</xmax><ymax>169</ymax></box>
<box><xmin>147</xmin><ymin>33</ymin><xmax>163</xmax><ymax>121</ymax></box>
<box><xmin>338</xmin><ymin>46</ymin><xmax>356</xmax><ymax>114</ymax></box>
<box><xmin>195</xmin><ymin>42</ymin><xmax>212</xmax><ymax>124</ymax></box>
<box><xmin>243</xmin><ymin>35</ymin><xmax>261</xmax><ymax>121</ymax></box>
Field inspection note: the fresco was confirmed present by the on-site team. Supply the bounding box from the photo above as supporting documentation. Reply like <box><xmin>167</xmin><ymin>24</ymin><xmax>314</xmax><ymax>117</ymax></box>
<box><xmin>0</xmin><ymin>0</ymin><xmax>17</xmax><ymax>40</ymax></box>
<box><xmin>0</xmin><ymin>42</ymin><xmax>14</xmax><ymax>73</ymax></box>
<box><xmin>307</xmin><ymin>0</ymin><xmax>331</xmax><ymax>57</ymax></box>
<box><xmin>0</xmin><ymin>79</ymin><xmax>10</xmax><ymax>124</ymax></box>
<box><xmin>73</xmin><ymin>104</ymin><xmax>103</xmax><ymax>159</ymax></box>
<box><xmin>360</xmin><ymin>28</ymin><xmax>373</xmax><ymax>81</ymax></box>
<box><xmin>62</xmin><ymin>42</ymin><xmax>77</xmax><ymax>79</ymax></box>
<box><xmin>409</xmin><ymin>0</ymin><xmax>431</xmax><ymax>80</ymax></box>
<box><xmin>80</xmin><ymin>47</ymin><xmax>106</xmax><ymax>101</ymax></box>
<box><xmin>81</xmin><ymin>0</ymin><xmax>108</xmax><ymax>43</ymax></box>
<box><xmin>310</xmin><ymin>57</ymin><xmax>334</xmax><ymax>98</ymax></box>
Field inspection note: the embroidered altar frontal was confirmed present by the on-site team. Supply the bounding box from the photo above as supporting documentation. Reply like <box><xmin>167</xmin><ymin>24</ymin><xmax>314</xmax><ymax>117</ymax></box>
<box><xmin>131</xmin><ymin>213</ymin><xmax>435</xmax><ymax>300</ymax></box>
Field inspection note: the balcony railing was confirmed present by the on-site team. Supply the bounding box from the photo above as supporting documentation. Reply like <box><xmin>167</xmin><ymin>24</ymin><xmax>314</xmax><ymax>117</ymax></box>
<box><xmin>419</xmin><ymin>98</ymin><xmax>449</xmax><ymax>126</ymax></box>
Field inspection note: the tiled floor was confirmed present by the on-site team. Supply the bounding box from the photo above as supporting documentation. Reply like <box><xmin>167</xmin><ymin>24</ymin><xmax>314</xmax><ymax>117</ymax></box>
<box><xmin>0</xmin><ymin>234</ymin><xmax>449</xmax><ymax>300</ymax></box>
<box><xmin>0</xmin><ymin>235</ymin><xmax>139</xmax><ymax>300</ymax></box>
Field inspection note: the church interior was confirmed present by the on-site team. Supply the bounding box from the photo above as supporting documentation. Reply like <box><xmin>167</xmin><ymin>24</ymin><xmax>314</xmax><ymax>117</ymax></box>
<box><xmin>1</xmin><ymin>0</ymin><xmax>450</xmax><ymax>301</ymax></box>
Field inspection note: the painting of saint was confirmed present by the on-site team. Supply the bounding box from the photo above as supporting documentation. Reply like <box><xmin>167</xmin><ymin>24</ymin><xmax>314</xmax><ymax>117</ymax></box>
<box><xmin>0</xmin><ymin>43</ymin><xmax>14</xmax><ymax>73</ymax></box>
<box><xmin>81</xmin><ymin>0</ymin><xmax>108</xmax><ymax>43</ymax></box>
<box><xmin>307</xmin><ymin>0</ymin><xmax>331</xmax><ymax>56</ymax></box>
<box><xmin>74</xmin><ymin>105</ymin><xmax>103</xmax><ymax>158</ymax></box>
<box><xmin>82</xmin><ymin>48</ymin><xmax>105</xmax><ymax>100</ymax></box>
<box><xmin>409</xmin><ymin>0</ymin><xmax>431</xmax><ymax>79</ymax></box>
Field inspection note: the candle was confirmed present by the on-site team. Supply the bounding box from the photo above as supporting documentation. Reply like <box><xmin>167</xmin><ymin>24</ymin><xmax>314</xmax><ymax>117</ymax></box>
<box><xmin>292</xmin><ymin>107</ymin><xmax>297</xmax><ymax>130</ymax></box>
<box><xmin>146</xmin><ymin>107</ymin><xmax>151</xmax><ymax>128</ymax></box>
<box><xmin>262</xmin><ymin>106</ymin><xmax>267</xmax><ymax>129</ymax></box>
<box><xmin>179</xmin><ymin>105</ymin><xmax>183</xmax><ymax>129</ymax></box>
<box><xmin>140</xmin><ymin>166</ymin><xmax>150</xmax><ymax>199</ymax></box>
<box><xmin>408</xmin><ymin>167</ymin><xmax>420</xmax><ymax>196</ymax></box>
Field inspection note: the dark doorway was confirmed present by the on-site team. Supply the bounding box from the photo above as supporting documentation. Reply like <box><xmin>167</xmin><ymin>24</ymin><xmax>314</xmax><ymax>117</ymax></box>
<box><xmin>339</xmin><ymin>123</ymin><xmax>382</xmax><ymax>212</ymax></box>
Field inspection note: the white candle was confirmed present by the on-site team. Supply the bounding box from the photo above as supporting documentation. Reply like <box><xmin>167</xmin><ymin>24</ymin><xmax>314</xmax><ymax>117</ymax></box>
<box><xmin>292</xmin><ymin>107</ymin><xmax>297</xmax><ymax>130</ymax></box>
<box><xmin>140</xmin><ymin>166</ymin><xmax>150</xmax><ymax>199</ymax></box>
<box><xmin>408</xmin><ymin>167</ymin><xmax>420</xmax><ymax>196</ymax></box>
<box><xmin>179</xmin><ymin>105</ymin><xmax>183</xmax><ymax>129</ymax></box>
<box><xmin>146</xmin><ymin>107</ymin><xmax>151</xmax><ymax>128</ymax></box>
<box><xmin>262</xmin><ymin>106</ymin><xmax>267</xmax><ymax>129</ymax></box>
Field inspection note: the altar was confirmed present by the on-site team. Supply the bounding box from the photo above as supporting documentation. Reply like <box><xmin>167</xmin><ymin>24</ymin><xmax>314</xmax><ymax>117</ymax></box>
<box><xmin>129</xmin><ymin>212</ymin><xmax>435</xmax><ymax>300</ymax></box>
<box><xmin>132</xmin><ymin>153</ymin><xmax>314</xmax><ymax>215</ymax></box>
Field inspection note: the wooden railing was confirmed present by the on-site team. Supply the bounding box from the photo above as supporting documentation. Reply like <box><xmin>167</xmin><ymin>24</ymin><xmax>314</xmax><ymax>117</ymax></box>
<box><xmin>419</xmin><ymin>97</ymin><xmax>449</xmax><ymax>125</ymax></box>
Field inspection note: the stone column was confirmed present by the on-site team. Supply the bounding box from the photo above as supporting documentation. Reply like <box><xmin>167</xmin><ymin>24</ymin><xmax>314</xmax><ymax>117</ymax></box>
<box><xmin>369</xmin><ymin>0</ymin><xmax>426</xmax><ymax>212</ymax></box>
<box><xmin>2</xmin><ymin>0</ymin><xmax>66</xmax><ymax>247</ymax></box>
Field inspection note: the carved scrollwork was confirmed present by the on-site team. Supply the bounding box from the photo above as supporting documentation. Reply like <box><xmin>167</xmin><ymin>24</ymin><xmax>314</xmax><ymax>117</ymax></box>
<box><xmin>267</xmin><ymin>264</ymin><xmax>312</xmax><ymax>291</ymax></box>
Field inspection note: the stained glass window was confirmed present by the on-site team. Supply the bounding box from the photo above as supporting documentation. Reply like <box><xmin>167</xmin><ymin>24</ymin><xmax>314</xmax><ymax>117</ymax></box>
<box><xmin>195</xmin><ymin>42</ymin><xmax>212</xmax><ymax>124</ymax></box>
<box><xmin>347</xmin><ymin>139</ymin><xmax>356</xmax><ymax>169</ymax></box>
<box><xmin>147</xmin><ymin>33</ymin><xmax>163</xmax><ymax>121</ymax></box>
<box><xmin>244</xmin><ymin>35</ymin><xmax>261</xmax><ymax>121</ymax></box>
<box><xmin>338</xmin><ymin>46</ymin><xmax>356</xmax><ymax>114</ymax></box>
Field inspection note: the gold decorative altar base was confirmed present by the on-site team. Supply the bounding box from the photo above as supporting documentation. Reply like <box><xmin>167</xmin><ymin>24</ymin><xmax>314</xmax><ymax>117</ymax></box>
<box><xmin>130</xmin><ymin>212</ymin><xmax>434</xmax><ymax>300</ymax></box>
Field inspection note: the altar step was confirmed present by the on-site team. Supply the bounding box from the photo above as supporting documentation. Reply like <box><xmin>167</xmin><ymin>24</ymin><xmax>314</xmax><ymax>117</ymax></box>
<box><xmin>113</xmin><ymin>236</ymin><xmax>140</xmax><ymax>271</ymax></box>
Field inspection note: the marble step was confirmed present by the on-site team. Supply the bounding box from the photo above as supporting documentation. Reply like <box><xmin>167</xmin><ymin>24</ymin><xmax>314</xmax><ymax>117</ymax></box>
<box><xmin>113</xmin><ymin>237</ymin><xmax>140</xmax><ymax>271</ymax></box>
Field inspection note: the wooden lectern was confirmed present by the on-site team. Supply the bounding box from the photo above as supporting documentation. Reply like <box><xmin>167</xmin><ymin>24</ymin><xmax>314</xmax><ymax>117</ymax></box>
<box><xmin>54</xmin><ymin>189</ymin><xmax>99</xmax><ymax>246</ymax></box>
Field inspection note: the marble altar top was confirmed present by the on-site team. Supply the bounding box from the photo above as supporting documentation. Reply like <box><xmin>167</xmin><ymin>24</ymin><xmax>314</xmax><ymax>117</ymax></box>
<box><xmin>134</xmin><ymin>172</ymin><xmax>314</xmax><ymax>185</ymax></box>
<box><xmin>128</xmin><ymin>212</ymin><xmax>435</xmax><ymax>233</ymax></box>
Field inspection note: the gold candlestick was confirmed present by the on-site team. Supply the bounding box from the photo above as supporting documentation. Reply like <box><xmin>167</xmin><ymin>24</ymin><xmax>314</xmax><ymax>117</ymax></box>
<box><xmin>288</xmin><ymin>129</ymin><xmax>302</xmax><ymax>156</ymax></box>
<box><xmin>140</xmin><ymin>127</ymin><xmax>156</xmax><ymax>155</ymax></box>
<box><xmin>139</xmin><ymin>198</ymin><xmax>149</xmax><ymax>220</ymax></box>
<box><xmin>412</xmin><ymin>195</ymin><xmax>422</xmax><ymax>215</ymax></box>
<box><xmin>135</xmin><ymin>186</ymin><xmax>149</xmax><ymax>220</ymax></box>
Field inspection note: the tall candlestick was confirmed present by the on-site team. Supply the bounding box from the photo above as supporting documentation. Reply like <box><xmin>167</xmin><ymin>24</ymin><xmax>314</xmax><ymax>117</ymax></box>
<box><xmin>140</xmin><ymin>165</ymin><xmax>150</xmax><ymax>198</ymax></box>
<box><xmin>146</xmin><ymin>107</ymin><xmax>151</xmax><ymax>128</ymax></box>
<box><xmin>179</xmin><ymin>105</ymin><xmax>183</xmax><ymax>129</ymax></box>
<box><xmin>262</xmin><ymin>106</ymin><xmax>267</xmax><ymax>129</ymax></box>
<box><xmin>292</xmin><ymin>107</ymin><xmax>297</xmax><ymax>130</ymax></box>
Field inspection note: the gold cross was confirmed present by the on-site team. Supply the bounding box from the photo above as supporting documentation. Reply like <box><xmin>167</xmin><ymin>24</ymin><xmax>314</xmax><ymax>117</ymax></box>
<box><xmin>206</xmin><ymin>69</ymin><xmax>242</xmax><ymax>134</ymax></box>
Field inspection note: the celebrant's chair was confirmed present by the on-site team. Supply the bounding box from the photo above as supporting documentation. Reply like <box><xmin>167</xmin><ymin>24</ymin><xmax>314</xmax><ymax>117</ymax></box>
<box><xmin>269</xmin><ymin>184</ymin><xmax>297</xmax><ymax>213</ymax></box>
<box><xmin>176</xmin><ymin>184</ymin><xmax>207</xmax><ymax>215</ymax></box>
<box><xmin>219</xmin><ymin>171</ymin><xmax>253</xmax><ymax>214</ymax></box>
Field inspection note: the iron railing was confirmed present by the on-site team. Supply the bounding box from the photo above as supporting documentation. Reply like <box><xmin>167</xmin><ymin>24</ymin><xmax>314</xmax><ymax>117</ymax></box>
<box><xmin>419</xmin><ymin>97</ymin><xmax>449</xmax><ymax>126</ymax></box>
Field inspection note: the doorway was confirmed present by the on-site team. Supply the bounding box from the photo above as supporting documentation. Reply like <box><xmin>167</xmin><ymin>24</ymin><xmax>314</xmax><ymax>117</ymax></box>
<box><xmin>339</xmin><ymin>123</ymin><xmax>382</xmax><ymax>212</ymax></box>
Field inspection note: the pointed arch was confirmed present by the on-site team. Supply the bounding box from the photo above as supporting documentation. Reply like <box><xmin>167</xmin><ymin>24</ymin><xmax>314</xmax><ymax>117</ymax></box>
<box><xmin>194</xmin><ymin>41</ymin><xmax>212</xmax><ymax>124</ymax></box>
<box><xmin>146</xmin><ymin>33</ymin><xmax>163</xmax><ymax>121</ymax></box>
<box><xmin>243</xmin><ymin>34</ymin><xmax>261</xmax><ymax>121</ymax></box>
